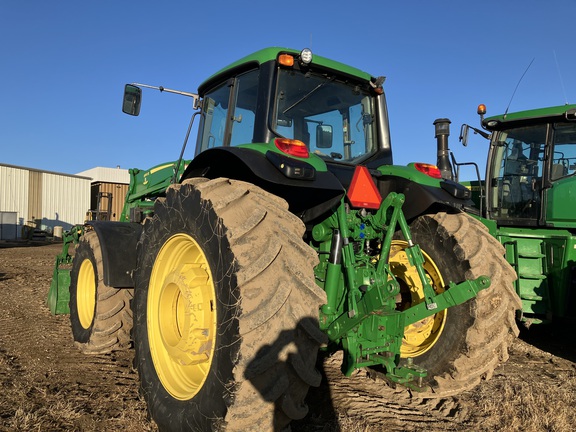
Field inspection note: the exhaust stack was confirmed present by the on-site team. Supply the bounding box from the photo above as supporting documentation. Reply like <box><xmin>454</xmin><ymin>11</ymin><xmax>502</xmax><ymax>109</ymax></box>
<box><xmin>434</xmin><ymin>118</ymin><xmax>453</xmax><ymax>181</ymax></box>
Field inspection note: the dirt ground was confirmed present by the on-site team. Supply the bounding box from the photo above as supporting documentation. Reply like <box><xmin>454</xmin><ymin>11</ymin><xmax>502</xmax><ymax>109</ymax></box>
<box><xmin>0</xmin><ymin>241</ymin><xmax>575</xmax><ymax>432</ymax></box>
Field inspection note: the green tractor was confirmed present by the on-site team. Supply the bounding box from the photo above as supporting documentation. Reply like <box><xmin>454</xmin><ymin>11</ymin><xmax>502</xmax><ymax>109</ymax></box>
<box><xmin>445</xmin><ymin>104</ymin><xmax>576</xmax><ymax>327</ymax></box>
<box><xmin>47</xmin><ymin>159</ymin><xmax>189</xmax><ymax>318</ymax></box>
<box><xmin>61</xmin><ymin>48</ymin><xmax>519</xmax><ymax>431</ymax></box>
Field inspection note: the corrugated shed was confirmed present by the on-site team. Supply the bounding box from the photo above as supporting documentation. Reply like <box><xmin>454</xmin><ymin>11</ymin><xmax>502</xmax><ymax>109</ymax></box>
<box><xmin>42</xmin><ymin>172</ymin><xmax>91</xmax><ymax>231</ymax></box>
<box><xmin>76</xmin><ymin>166</ymin><xmax>130</xmax><ymax>184</ymax></box>
<box><xmin>0</xmin><ymin>163</ymin><xmax>91</xmax><ymax>238</ymax></box>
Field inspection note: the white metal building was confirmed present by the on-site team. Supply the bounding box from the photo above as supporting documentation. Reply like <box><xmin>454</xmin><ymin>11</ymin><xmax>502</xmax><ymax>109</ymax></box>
<box><xmin>0</xmin><ymin>163</ymin><xmax>91</xmax><ymax>240</ymax></box>
<box><xmin>76</xmin><ymin>166</ymin><xmax>130</xmax><ymax>184</ymax></box>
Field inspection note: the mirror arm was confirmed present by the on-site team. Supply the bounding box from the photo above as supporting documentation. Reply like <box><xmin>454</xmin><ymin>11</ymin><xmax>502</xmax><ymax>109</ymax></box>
<box><xmin>459</xmin><ymin>123</ymin><xmax>490</xmax><ymax>146</ymax></box>
<box><xmin>131</xmin><ymin>83</ymin><xmax>200</xmax><ymax>109</ymax></box>
<box><xmin>467</xmin><ymin>125</ymin><xmax>490</xmax><ymax>140</ymax></box>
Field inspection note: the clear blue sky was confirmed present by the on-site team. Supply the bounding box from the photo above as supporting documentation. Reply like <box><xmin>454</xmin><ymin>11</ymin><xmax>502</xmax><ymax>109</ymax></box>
<box><xmin>2</xmin><ymin>1</ymin><xmax>575</xmax><ymax>180</ymax></box>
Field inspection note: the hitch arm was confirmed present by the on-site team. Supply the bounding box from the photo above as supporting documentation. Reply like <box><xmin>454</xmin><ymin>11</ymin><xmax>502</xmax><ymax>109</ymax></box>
<box><xmin>403</xmin><ymin>275</ymin><xmax>491</xmax><ymax>326</ymax></box>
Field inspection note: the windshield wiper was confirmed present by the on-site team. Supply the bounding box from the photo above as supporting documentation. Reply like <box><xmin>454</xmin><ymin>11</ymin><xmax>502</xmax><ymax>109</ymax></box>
<box><xmin>282</xmin><ymin>77</ymin><xmax>334</xmax><ymax>114</ymax></box>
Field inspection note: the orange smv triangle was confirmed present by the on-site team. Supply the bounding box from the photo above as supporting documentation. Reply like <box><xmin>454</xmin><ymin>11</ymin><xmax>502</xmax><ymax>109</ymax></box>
<box><xmin>347</xmin><ymin>166</ymin><xmax>382</xmax><ymax>209</ymax></box>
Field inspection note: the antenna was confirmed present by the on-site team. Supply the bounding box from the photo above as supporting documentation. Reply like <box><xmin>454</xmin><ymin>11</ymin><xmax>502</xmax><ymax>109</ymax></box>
<box><xmin>553</xmin><ymin>50</ymin><xmax>569</xmax><ymax>105</ymax></box>
<box><xmin>504</xmin><ymin>57</ymin><xmax>535</xmax><ymax>118</ymax></box>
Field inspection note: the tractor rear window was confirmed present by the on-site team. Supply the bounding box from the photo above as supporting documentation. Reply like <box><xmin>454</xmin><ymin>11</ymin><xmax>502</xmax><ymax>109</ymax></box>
<box><xmin>273</xmin><ymin>69</ymin><xmax>377</xmax><ymax>163</ymax></box>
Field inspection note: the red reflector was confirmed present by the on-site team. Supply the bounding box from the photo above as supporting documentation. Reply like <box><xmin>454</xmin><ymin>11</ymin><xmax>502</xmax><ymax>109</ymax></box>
<box><xmin>347</xmin><ymin>166</ymin><xmax>382</xmax><ymax>209</ymax></box>
<box><xmin>274</xmin><ymin>138</ymin><xmax>309</xmax><ymax>158</ymax></box>
<box><xmin>414</xmin><ymin>163</ymin><xmax>442</xmax><ymax>179</ymax></box>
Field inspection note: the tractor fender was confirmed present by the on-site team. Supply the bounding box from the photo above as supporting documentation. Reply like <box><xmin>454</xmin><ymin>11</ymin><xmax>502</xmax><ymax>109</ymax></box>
<box><xmin>379</xmin><ymin>176</ymin><xmax>473</xmax><ymax>220</ymax></box>
<box><xmin>181</xmin><ymin>147</ymin><xmax>345</xmax><ymax>222</ymax></box>
<box><xmin>323</xmin><ymin>162</ymin><xmax>472</xmax><ymax>221</ymax></box>
<box><xmin>85</xmin><ymin>221</ymin><xmax>142</xmax><ymax>288</ymax></box>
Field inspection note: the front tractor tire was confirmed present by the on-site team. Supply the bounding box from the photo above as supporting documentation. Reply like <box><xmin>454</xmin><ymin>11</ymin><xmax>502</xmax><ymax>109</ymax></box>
<box><xmin>69</xmin><ymin>231</ymin><xmax>133</xmax><ymax>354</ymax></box>
<box><xmin>133</xmin><ymin>178</ymin><xmax>327</xmax><ymax>431</ymax></box>
<box><xmin>391</xmin><ymin>212</ymin><xmax>520</xmax><ymax>397</ymax></box>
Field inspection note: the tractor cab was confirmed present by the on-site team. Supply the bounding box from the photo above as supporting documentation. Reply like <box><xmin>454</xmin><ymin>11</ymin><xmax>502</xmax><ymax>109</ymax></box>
<box><xmin>482</xmin><ymin>106</ymin><xmax>576</xmax><ymax>228</ymax></box>
<box><xmin>195</xmin><ymin>49</ymin><xmax>390</xmax><ymax>167</ymax></box>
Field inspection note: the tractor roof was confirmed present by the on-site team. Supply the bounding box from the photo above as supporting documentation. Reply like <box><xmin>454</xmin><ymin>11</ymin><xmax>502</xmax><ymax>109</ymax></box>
<box><xmin>483</xmin><ymin>104</ymin><xmax>576</xmax><ymax>130</ymax></box>
<box><xmin>198</xmin><ymin>47</ymin><xmax>374</xmax><ymax>95</ymax></box>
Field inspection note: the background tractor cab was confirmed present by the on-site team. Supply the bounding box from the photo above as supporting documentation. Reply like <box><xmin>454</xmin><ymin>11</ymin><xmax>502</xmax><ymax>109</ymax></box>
<box><xmin>459</xmin><ymin>104</ymin><xmax>576</xmax><ymax>228</ymax></box>
<box><xmin>449</xmin><ymin>104</ymin><xmax>576</xmax><ymax>326</ymax></box>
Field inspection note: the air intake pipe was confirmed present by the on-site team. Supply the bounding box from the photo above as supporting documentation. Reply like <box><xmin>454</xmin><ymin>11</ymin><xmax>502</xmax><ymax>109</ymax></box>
<box><xmin>434</xmin><ymin>118</ymin><xmax>453</xmax><ymax>181</ymax></box>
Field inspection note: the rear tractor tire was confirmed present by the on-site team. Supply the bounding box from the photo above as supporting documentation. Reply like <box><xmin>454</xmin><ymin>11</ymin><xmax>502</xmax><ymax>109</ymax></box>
<box><xmin>133</xmin><ymin>177</ymin><xmax>327</xmax><ymax>431</ymax></box>
<box><xmin>69</xmin><ymin>230</ymin><xmax>133</xmax><ymax>354</ymax></box>
<box><xmin>390</xmin><ymin>212</ymin><xmax>520</xmax><ymax>397</ymax></box>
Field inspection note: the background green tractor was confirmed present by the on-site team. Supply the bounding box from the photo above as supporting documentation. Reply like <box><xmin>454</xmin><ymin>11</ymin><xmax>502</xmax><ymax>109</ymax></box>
<box><xmin>443</xmin><ymin>104</ymin><xmax>576</xmax><ymax>328</ymax></box>
<box><xmin>59</xmin><ymin>48</ymin><xmax>519</xmax><ymax>431</ymax></box>
<box><xmin>47</xmin><ymin>159</ymin><xmax>189</xmax><ymax>318</ymax></box>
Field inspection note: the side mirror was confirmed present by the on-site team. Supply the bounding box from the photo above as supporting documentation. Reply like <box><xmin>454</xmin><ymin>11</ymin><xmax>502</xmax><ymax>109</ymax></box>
<box><xmin>459</xmin><ymin>124</ymin><xmax>470</xmax><ymax>147</ymax></box>
<box><xmin>316</xmin><ymin>124</ymin><xmax>333</xmax><ymax>148</ymax></box>
<box><xmin>459</xmin><ymin>123</ymin><xmax>491</xmax><ymax>146</ymax></box>
<box><xmin>122</xmin><ymin>84</ymin><xmax>142</xmax><ymax>116</ymax></box>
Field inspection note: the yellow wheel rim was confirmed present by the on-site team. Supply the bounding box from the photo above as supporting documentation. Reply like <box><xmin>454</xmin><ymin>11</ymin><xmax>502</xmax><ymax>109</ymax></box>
<box><xmin>148</xmin><ymin>233</ymin><xmax>217</xmax><ymax>400</ymax></box>
<box><xmin>389</xmin><ymin>240</ymin><xmax>447</xmax><ymax>358</ymax></box>
<box><xmin>77</xmin><ymin>258</ymin><xmax>96</xmax><ymax>329</ymax></box>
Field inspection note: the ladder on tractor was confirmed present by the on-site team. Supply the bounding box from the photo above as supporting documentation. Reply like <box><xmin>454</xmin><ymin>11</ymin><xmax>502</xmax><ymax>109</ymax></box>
<box><xmin>503</xmin><ymin>236</ymin><xmax>551</xmax><ymax>326</ymax></box>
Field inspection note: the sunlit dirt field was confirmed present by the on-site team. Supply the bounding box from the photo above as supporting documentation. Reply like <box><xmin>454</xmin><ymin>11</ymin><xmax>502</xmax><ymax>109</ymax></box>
<box><xmin>1</xmin><ymin>242</ymin><xmax>574</xmax><ymax>431</ymax></box>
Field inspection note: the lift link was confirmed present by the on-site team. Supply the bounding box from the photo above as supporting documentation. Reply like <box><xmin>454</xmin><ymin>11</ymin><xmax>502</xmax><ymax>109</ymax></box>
<box><xmin>336</xmin><ymin>200</ymin><xmax>361</xmax><ymax>316</ymax></box>
<box><xmin>375</xmin><ymin>192</ymin><xmax>439</xmax><ymax>310</ymax></box>
<box><xmin>395</xmin><ymin>202</ymin><xmax>440</xmax><ymax>311</ymax></box>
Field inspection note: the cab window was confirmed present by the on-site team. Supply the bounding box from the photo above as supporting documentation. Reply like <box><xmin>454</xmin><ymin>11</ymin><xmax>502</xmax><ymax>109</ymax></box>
<box><xmin>197</xmin><ymin>69</ymin><xmax>258</xmax><ymax>153</ymax></box>
<box><xmin>551</xmin><ymin>122</ymin><xmax>576</xmax><ymax>180</ymax></box>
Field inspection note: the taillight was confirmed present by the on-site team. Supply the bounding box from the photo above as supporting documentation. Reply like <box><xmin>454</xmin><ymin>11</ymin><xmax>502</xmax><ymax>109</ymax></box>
<box><xmin>347</xmin><ymin>166</ymin><xmax>382</xmax><ymax>209</ymax></box>
<box><xmin>274</xmin><ymin>138</ymin><xmax>309</xmax><ymax>158</ymax></box>
<box><xmin>414</xmin><ymin>163</ymin><xmax>442</xmax><ymax>179</ymax></box>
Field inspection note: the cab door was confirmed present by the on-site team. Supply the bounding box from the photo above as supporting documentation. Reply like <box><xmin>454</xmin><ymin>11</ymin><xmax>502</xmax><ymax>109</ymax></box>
<box><xmin>486</xmin><ymin>125</ymin><xmax>546</xmax><ymax>225</ymax></box>
<box><xmin>543</xmin><ymin>122</ymin><xmax>576</xmax><ymax>228</ymax></box>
